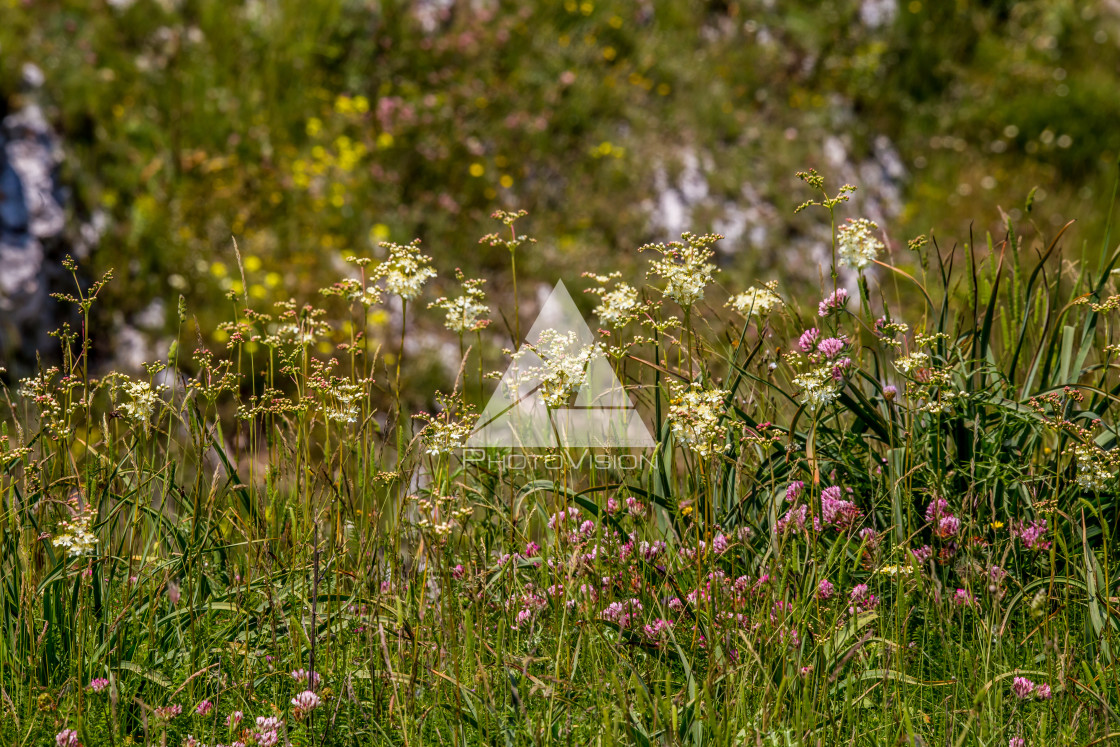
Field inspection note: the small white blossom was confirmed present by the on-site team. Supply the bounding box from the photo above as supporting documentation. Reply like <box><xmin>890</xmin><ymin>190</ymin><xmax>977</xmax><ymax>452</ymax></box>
<box><xmin>376</xmin><ymin>239</ymin><xmax>436</xmax><ymax>300</ymax></box>
<box><xmin>642</xmin><ymin>232</ymin><xmax>721</xmax><ymax>307</ymax></box>
<box><xmin>727</xmin><ymin>283</ymin><xmax>782</xmax><ymax>318</ymax></box>
<box><xmin>667</xmin><ymin>381</ymin><xmax>728</xmax><ymax>457</ymax></box>
<box><xmin>791</xmin><ymin>366</ymin><xmax>842</xmax><ymax>411</ymax></box>
<box><xmin>837</xmin><ymin>218</ymin><xmax>884</xmax><ymax>270</ymax></box>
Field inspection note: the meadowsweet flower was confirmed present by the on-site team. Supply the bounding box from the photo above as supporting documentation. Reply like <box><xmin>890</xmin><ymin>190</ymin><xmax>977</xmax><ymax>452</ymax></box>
<box><xmin>1012</xmin><ymin>677</ymin><xmax>1035</xmax><ymax>699</ymax></box>
<box><xmin>641</xmin><ymin>232</ymin><xmax>721</xmax><ymax>307</ymax></box>
<box><xmin>585</xmin><ymin>272</ymin><xmax>640</xmax><ymax>328</ymax></box>
<box><xmin>55</xmin><ymin>729</ymin><xmax>80</xmax><ymax>747</ymax></box>
<box><xmin>89</xmin><ymin>677</ymin><xmax>110</xmax><ymax>692</ymax></box>
<box><xmin>1071</xmin><ymin>442</ymin><xmax>1115</xmax><ymax>492</ymax></box>
<box><xmin>818</xmin><ymin>288</ymin><xmax>849</xmax><ymax>317</ymax></box>
<box><xmin>291</xmin><ymin>690</ymin><xmax>322</xmax><ymax>717</ymax></box>
<box><xmin>52</xmin><ymin>501</ymin><xmax>98</xmax><ymax>557</ymax></box>
<box><xmin>375</xmin><ymin>239</ymin><xmax>436</xmax><ymax>300</ymax></box>
<box><xmin>727</xmin><ymin>283</ymin><xmax>782</xmax><ymax>318</ymax></box>
<box><xmin>792</xmin><ymin>366</ymin><xmax>843</xmax><ymax>410</ymax></box>
<box><xmin>429</xmin><ymin>271</ymin><xmax>489</xmax><ymax>333</ymax></box>
<box><xmin>895</xmin><ymin>351</ymin><xmax>929</xmax><ymax>376</ymax></box>
<box><xmin>116</xmin><ymin>378</ymin><xmax>168</xmax><ymax>431</ymax></box>
<box><xmin>837</xmin><ymin>217</ymin><xmax>884</xmax><ymax>270</ymax></box>
<box><xmin>512</xmin><ymin>329</ymin><xmax>600</xmax><ymax>407</ymax></box>
<box><xmin>667</xmin><ymin>380</ymin><xmax>729</xmax><ymax>458</ymax></box>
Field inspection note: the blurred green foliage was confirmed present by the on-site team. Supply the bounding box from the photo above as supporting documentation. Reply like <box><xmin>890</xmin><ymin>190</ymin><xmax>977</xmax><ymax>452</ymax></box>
<box><xmin>2</xmin><ymin>0</ymin><xmax>1119</xmax><ymax>354</ymax></box>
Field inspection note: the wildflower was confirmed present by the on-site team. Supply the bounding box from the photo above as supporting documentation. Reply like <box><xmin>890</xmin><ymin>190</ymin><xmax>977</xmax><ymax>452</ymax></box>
<box><xmin>375</xmin><ymin>239</ymin><xmax>436</xmax><ymax>300</ymax></box>
<box><xmin>585</xmin><ymin>272</ymin><xmax>640</xmax><ymax>328</ymax></box>
<box><xmin>727</xmin><ymin>283</ymin><xmax>782</xmax><ymax>318</ymax></box>
<box><xmin>882</xmin><ymin>384</ymin><xmax>898</xmax><ymax>401</ymax></box>
<box><xmin>818</xmin><ymin>288</ymin><xmax>849</xmax><ymax>317</ymax></box>
<box><xmin>154</xmin><ymin>704</ymin><xmax>183</xmax><ymax>722</ymax></box>
<box><xmin>116</xmin><ymin>377</ymin><xmax>168</xmax><ymax>431</ymax></box>
<box><xmin>837</xmin><ymin>217</ymin><xmax>884</xmax><ymax>270</ymax></box>
<box><xmin>895</xmin><ymin>351</ymin><xmax>930</xmax><ymax>376</ymax></box>
<box><xmin>712</xmin><ymin>533</ymin><xmax>730</xmax><ymax>554</ymax></box>
<box><xmin>924</xmin><ymin>498</ymin><xmax>950</xmax><ymax>522</ymax></box>
<box><xmin>52</xmin><ymin>501</ymin><xmax>98</xmax><ymax>558</ymax></box>
<box><xmin>777</xmin><ymin>504</ymin><xmax>808</xmax><ymax>534</ymax></box>
<box><xmin>195</xmin><ymin>700</ymin><xmax>212</xmax><ymax>716</ymax></box>
<box><xmin>798</xmin><ymin>328</ymin><xmax>820</xmax><ymax>353</ymax></box>
<box><xmin>859</xmin><ymin>527</ymin><xmax>879</xmax><ymax>550</ymax></box>
<box><xmin>791</xmin><ymin>366</ymin><xmax>843</xmax><ymax>410</ymax></box>
<box><xmin>1013</xmin><ymin>519</ymin><xmax>1051</xmax><ymax>552</ymax></box>
<box><xmin>1036</xmin><ymin>683</ymin><xmax>1052</xmax><ymax>700</ymax></box>
<box><xmin>1009</xmin><ymin>738</ymin><xmax>1026</xmax><ymax>747</ymax></box>
<box><xmin>55</xmin><ymin>730</ymin><xmax>81</xmax><ymax>747</ymax></box>
<box><xmin>821</xmin><ymin>486</ymin><xmax>862</xmax><ymax>530</ymax></box>
<box><xmin>817</xmin><ymin>579</ymin><xmax>835</xmax><ymax>600</ymax></box>
<box><xmin>953</xmin><ymin>588</ymin><xmax>975</xmax><ymax>606</ymax></box>
<box><xmin>291</xmin><ymin>690</ymin><xmax>322</xmax><ymax>718</ymax></box>
<box><xmin>1012</xmin><ymin>677</ymin><xmax>1035</xmax><ymax>699</ymax></box>
<box><xmin>255</xmin><ymin>716</ymin><xmax>284</xmax><ymax>746</ymax></box>
<box><xmin>451</xmin><ymin>564</ymin><xmax>465</xmax><ymax>579</ymax></box>
<box><xmin>1071</xmin><ymin>442</ymin><xmax>1114</xmax><ymax>492</ymax></box>
<box><xmin>785</xmin><ymin>481</ymin><xmax>804</xmax><ymax>502</ymax></box>
<box><xmin>910</xmin><ymin>545</ymin><xmax>933</xmax><ymax>563</ymax></box>
<box><xmin>227</xmin><ymin>711</ymin><xmax>244</xmax><ymax>727</ymax></box>
<box><xmin>291</xmin><ymin>669</ymin><xmax>321</xmax><ymax>686</ymax></box>
<box><xmin>641</xmin><ymin>231</ymin><xmax>722</xmax><ymax>307</ymax></box>
<box><xmin>936</xmin><ymin>516</ymin><xmax>961</xmax><ymax>539</ymax></box>
<box><xmin>429</xmin><ymin>271</ymin><xmax>490</xmax><ymax>333</ymax></box>
<box><xmin>877</xmin><ymin>564</ymin><xmax>912</xmax><ymax>576</ymax></box>
<box><xmin>511</xmin><ymin>329</ymin><xmax>599</xmax><ymax>407</ymax></box>
<box><xmin>667</xmin><ymin>380</ymin><xmax>729</xmax><ymax>458</ymax></box>
<box><xmin>816</xmin><ymin>337</ymin><xmax>847</xmax><ymax>359</ymax></box>
<box><xmin>89</xmin><ymin>677</ymin><xmax>110</xmax><ymax>693</ymax></box>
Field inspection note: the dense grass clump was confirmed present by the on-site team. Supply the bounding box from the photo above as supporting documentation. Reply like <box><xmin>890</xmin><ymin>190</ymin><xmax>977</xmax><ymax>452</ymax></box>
<box><xmin>2</xmin><ymin>175</ymin><xmax>1120</xmax><ymax>746</ymax></box>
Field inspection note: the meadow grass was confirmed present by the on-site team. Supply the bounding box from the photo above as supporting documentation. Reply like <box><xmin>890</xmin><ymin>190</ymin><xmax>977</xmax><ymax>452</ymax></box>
<box><xmin>2</xmin><ymin>176</ymin><xmax>1120</xmax><ymax>746</ymax></box>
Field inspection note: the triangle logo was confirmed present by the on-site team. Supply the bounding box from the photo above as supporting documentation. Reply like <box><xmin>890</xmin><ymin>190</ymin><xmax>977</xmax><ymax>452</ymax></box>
<box><xmin>467</xmin><ymin>281</ymin><xmax>655</xmax><ymax>449</ymax></box>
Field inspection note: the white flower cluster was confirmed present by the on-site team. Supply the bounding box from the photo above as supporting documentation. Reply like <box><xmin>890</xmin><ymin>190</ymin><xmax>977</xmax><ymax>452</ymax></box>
<box><xmin>585</xmin><ymin>272</ymin><xmax>640</xmax><ymax>328</ymax></box>
<box><xmin>642</xmin><ymin>232</ymin><xmax>721</xmax><ymax>307</ymax></box>
<box><xmin>377</xmin><ymin>239</ymin><xmax>437</xmax><ymax>300</ymax></box>
<box><xmin>414</xmin><ymin>492</ymin><xmax>474</xmax><ymax>538</ymax></box>
<box><xmin>326</xmin><ymin>380</ymin><xmax>364</xmax><ymax>424</ymax></box>
<box><xmin>513</xmin><ymin>329</ymin><xmax>599</xmax><ymax>407</ymax></box>
<box><xmin>417</xmin><ymin>412</ymin><xmax>477</xmax><ymax>456</ymax></box>
<box><xmin>894</xmin><ymin>351</ymin><xmax>929</xmax><ymax>376</ymax></box>
<box><xmin>53</xmin><ymin>502</ymin><xmax>98</xmax><ymax>557</ymax></box>
<box><xmin>837</xmin><ymin>218</ymin><xmax>884</xmax><ymax>270</ymax></box>
<box><xmin>667</xmin><ymin>381</ymin><xmax>728</xmax><ymax>458</ymax></box>
<box><xmin>1072</xmin><ymin>442</ymin><xmax>1115</xmax><ymax>492</ymax></box>
<box><xmin>727</xmin><ymin>283</ymin><xmax>782</xmax><ymax>318</ymax></box>
<box><xmin>430</xmin><ymin>274</ymin><xmax>489</xmax><ymax>333</ymax></box>
<box><xmin>118</xmin><ymin>378</ymin><xmax>168</xmax><ymax>432</ymax></box>
<box><xmin>791</xmin><ymin>366</ymin><xmax>842</xmax><ymax>411</ymax></box>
